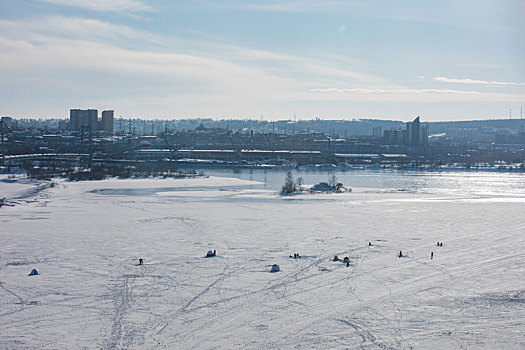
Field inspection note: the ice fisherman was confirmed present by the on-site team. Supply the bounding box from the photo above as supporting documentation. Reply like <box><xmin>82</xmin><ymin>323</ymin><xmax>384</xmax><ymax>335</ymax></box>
<box><xmin>368</xmin><ymin>242</ymin><xmax>372</xmax><ymax>246</ymax></box>
<box><xmin>139</xmin><ymin>258</ymin><xmax>143</xmax><ymax>265</ymax></box>
<box><xmin>399</xmin><ymin>251</ymin><xmax>403</xmax><ymax>258</ymax></box>
<box><xmin>431</xmin><ymin>252</ymin><xmax>433</xmax><ymax>259</ymax></box>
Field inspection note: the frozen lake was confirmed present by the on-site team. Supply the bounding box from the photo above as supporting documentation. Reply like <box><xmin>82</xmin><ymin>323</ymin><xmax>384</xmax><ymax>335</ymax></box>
<box><xmin>1</xmin><ymin>171</ymin><xmax>524</xmax><ymax>349</ymax></box>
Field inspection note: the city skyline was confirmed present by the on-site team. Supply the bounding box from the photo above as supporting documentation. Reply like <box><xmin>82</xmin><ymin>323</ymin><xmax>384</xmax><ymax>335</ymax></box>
<box><xmin>1</xmin><ymin>0</ymin><xmax>524</xmax><ymax>121</ymax></box>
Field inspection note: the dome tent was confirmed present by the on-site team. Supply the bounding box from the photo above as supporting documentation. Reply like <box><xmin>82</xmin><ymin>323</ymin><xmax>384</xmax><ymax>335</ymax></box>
<box><xmin>270</xmin><ymin>264</ymin><xmax>280</xmax><ymax>273</ymax></box>
<box><xmin>28</xmin><ymin>269</ymin><xmax>39</xmax><ymax>276</ymax></box>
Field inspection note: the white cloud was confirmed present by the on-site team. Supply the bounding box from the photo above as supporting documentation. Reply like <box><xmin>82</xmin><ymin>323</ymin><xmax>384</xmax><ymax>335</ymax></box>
<box><xmin>0</xmin><ymin>34</ymin><xmax>301</xmax><ymax>102</ymax></box>
<box><xmin>302</xmin><ymin>65</ymin><xmax>386</xmax><ymax>85</ymax></box>
<box><xmin>194</xmin><ymin>0</ymin><xmax>347</xmax><ymax>12</ymax></box>
<box><xmin>0</xmin><ymin>17</ymin><xmax>167</xmax><ymax>46</ymax></box>
<box><xmin>40</xmin><ymin>0</ymin><xmax>151</xmax><ymax>12</ymax></box>
<box><xmin>307</xmin><ymin>87</ymin><xmax>525</xmax><ymax>102</ymax></box>
<box><xmin>309</xmin><ymin>88</ymin><xmax>481</xmax><ymax>94</ymax></box>
<box><xmin>434</xmin><ymin>76</ymin><xmax>525</xmax><ymax>86</ymax></box>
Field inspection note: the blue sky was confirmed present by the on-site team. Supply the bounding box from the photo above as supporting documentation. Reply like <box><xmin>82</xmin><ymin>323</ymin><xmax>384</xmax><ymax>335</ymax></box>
<box><xmin>1</xmin><ymin>0</ymin><xmax>524</xmax><ymax>121</ymax></box>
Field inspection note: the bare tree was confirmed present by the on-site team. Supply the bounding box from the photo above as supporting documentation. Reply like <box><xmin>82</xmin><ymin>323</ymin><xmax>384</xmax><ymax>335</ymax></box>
<box><xmin>328</xmin><ymin>174</ymin><xmax>338</xmax><ymax>188</ymax></box>
<box><xmin>296</xmin><ymin>177</ymin><xmax>304</xmax><ymax>192</ymax></box>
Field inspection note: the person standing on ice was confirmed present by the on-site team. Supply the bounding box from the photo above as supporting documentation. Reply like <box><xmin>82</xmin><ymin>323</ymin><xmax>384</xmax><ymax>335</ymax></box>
<box><xmin>431</xmin><ymin>252</ymin><xmax>433</xmax><ymax>260</ymax></box>
<box><xmin>139</xmin><ymin>258</ymin><xmax>143</xmax><ymax>265</ymax></box>
<box><xmin>399</xmin><ymin>251</ymin><xmax>403</xmax><ymax>258</ymax></box>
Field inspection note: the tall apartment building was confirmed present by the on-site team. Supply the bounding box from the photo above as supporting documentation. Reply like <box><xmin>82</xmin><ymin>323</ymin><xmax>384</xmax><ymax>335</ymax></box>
<box><xmin>372</xmin><ymin>126</ymin><xmax>383</xmax><ymax>138</ymax></box>
<box><xmin>405</xmin><ymin>116</ymin><xmax>428</xmax><ymax>146</ymax></box>
<box><xmin>69</xmin><ymin>109</ymin><xmax>98</xmax><ymax>131</ymax></box>
<box><xmin>383</xmin><ymin>116</ymin><xmax>428</xmax><ymax>146</ymax></box>
<box><xmin>69</xmin><ymin>108</ymin><xmax>114</xmax><ymax>133</ymax></box>
<box><xmin>101</xmin><ymin>110</ymin><xmax>114</xmax><ymax>133</ymax></box>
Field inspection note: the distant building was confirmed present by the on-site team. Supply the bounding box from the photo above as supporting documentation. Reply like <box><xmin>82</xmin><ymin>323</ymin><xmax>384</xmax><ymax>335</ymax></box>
<box><xmin>406</xmin><ymin>116</ymin><xmax>428</xmax><ymax>146</ymax></box>
<box><xmin>1</xmin><ymin>116</ymin><xmax>13</xmax><ymax>127</ymax></box>
<box><xmin>383</xmin><ymin>128</ymin><xmax>406</xmax><ymax>145</ymax></box>
<box><xmin>372</xmin><ymin>126</ymin><xmax>382</xmax><ymax>138</ymax></box>
<box><xmin>69</xmin><ymin>109</ymin><xmax>98</xmax><ymax>131</ymax></box>
<box><xmin>383</xmin><ymin>116</ymin><xmax>428</xmax><ymax>146</ymax></box>
<box><xmin>495</xmin><ymin>133</ymin><xmax>508</xmax><ymax>144</ymax></box>
<box><xmin>58</xmin><ymin>120</ymin><xmax>69</xmax><ymax>131</ymax></box>
<box><xmin>101</xmin><ymin>110</ymin><xmax>114</xmax><ymax>133</ymax></box>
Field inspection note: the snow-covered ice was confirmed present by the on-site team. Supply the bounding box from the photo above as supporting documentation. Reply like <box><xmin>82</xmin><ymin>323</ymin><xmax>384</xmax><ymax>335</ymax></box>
<box><xmin>1</xmin><ymin>174</ymin><xmax>524</xmax><ymax>349</ymax></box>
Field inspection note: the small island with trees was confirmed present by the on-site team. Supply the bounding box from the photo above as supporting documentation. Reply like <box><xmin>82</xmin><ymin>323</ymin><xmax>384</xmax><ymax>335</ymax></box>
<box><xmin>280</xmin><ymin>171</ymin><xmax>351</xmax><ymax>195</ymax></box>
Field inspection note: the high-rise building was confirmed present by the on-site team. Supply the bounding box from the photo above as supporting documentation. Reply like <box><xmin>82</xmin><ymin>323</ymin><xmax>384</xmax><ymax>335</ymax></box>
<box><xmin>101</xmin><ymin>110</ymin><xmax>114</xmax><ymax>133</ymax></box>
<box><xmin>69</xmin><ymin>109</ymin><xmax>98</xmax><ymax>131</ymax></box>
<box><xmin>372</xmin><ymin>126</ymin><xmax>382</xmax><ymax>138</ymax></box>
<box><xmin>383</xmin><ymin>117</ymin><xmax>428</xmax><ymax>146</ymax></box>
<box><xmin>383</xmin><ymin>128</ymin><xmax>406</xmax><ymax>145</ymax></box>
<box><xmin>405</xmin><ymin>116</ymin><xmax>428</xmax><ymax>146</ymax></box>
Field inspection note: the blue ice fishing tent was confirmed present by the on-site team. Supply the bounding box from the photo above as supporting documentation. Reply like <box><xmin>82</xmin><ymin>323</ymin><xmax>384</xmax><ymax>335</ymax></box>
<box><xmin>28</xmin><ymin>269</ymin><xmax>39</xmax><ymax>276</ymax></box>
<box><xmin>270</xmin><ymin>264</ymin><xmax>280</xmax><ymax>273</ymax></box>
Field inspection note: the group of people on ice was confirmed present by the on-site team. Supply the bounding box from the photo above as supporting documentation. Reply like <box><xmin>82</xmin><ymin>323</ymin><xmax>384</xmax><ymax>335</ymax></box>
<box><xmin>333</xmin><ymin>255</ymin><xmax>351</xmax><ymax>267</ymax></box>
<box><xmin>135</xmin><ymin>239</ymin><xmax>444</xmax><ymax>271</ymax></box>
<box><xmin>399</xmin><ymin>240</ymin><xmax>444</xmax><ymax>260</ymax></box>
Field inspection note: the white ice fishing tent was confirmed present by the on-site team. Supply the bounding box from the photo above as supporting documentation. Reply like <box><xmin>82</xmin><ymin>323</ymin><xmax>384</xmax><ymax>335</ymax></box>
<box><xmin>270</xmin><ymin>264</ymin><xmax>280</xmax><ymax>273</ymax></box>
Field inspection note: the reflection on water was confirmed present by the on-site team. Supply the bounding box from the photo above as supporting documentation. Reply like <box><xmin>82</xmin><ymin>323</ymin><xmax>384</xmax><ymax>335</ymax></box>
<box><xmin>205</xmin><ymin>168</ymin><xmax>525</xmax><ymax>198</ymax></box>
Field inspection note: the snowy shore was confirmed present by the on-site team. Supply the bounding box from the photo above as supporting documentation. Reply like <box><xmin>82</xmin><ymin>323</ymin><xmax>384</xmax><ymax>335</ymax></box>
<box><xmin>1</xmin><ymin>176</ymin><xmax>524</xmax><ymax>349</ymax></box>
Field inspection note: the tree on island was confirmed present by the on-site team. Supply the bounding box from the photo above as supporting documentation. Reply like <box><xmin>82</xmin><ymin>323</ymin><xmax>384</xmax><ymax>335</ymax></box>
<box><xmin>328</xmin><ymin>174</ymin><xmax>338</xmax><ymax>188</ymax></box>
<box><xmin>281</xmin><ymin>171</ymin><xmax>298</xmax><ymax>195</ymax></box>
<box><xmin>296</xmin><ymin>177</ymin><xmax>304</xmax><ymax>192</ymax></box>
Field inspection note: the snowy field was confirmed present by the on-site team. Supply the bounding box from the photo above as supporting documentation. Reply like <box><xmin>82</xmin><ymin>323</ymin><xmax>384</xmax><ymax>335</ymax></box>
<box><xmin>1</xmin><ymin>174</ymin><xmax>525</xmax><ymax>349</ymax></box>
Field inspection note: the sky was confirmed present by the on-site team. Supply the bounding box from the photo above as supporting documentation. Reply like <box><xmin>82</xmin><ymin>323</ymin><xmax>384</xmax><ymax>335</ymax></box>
<box><xmin>1</xmin><ymin>0</ymin><xmax>524</xmax><ymax>121</ymax></box>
